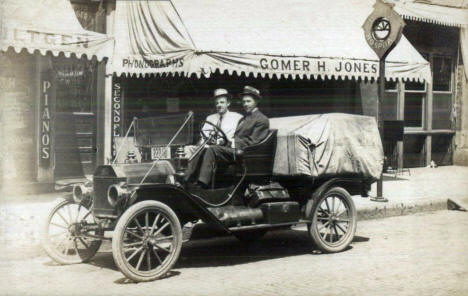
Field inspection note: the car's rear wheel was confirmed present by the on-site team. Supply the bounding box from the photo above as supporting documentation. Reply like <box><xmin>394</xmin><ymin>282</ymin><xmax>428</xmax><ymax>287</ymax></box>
<box><xmin>308</xmin><ymin>187</ymin><xmax>357</xmax><ymax>253</ymax></box>
<box><xmin>112</xmin><ymin>200</ymin><xmax>182</xmax><ymax>282</ymax></box>
<box><xmin>41</xmin><ymin>198</ymin><xmax>103</xmax><ymax>264</ymax></box>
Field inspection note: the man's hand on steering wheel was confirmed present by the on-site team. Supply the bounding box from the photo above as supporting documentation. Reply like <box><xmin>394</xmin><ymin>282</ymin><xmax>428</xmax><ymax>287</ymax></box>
<box><xmin>200</xmin><ymin>120</ymin><xmax>229</xmax><ymax>147</ymax></box>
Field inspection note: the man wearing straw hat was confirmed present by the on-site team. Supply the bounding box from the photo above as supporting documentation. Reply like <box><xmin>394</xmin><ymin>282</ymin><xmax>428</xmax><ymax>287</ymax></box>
<box><xmin>184</xmin><ymin>88</ymin><xmax>242</xmax><ymax>159</ymax></box>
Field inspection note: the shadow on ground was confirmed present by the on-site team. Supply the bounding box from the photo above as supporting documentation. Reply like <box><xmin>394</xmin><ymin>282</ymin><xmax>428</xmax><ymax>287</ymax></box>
<box><xmin>83</xmin><ymin>229</ymin><xmax>370</xmax><ymax>273</ymax></box>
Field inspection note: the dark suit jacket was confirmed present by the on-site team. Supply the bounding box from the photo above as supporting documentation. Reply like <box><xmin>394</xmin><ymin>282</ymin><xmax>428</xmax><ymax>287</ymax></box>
<box><xmin>232</xmin><ymin>109</ymin><xmax>269</xmax><ymax>149</ymax></box>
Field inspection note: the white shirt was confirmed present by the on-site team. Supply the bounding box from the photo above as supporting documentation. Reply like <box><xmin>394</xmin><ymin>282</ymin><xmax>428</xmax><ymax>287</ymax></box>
<box><xmin>202</xmin><ymin>111</ymin><xmax>243</xmax><ymax>142</ymax></box>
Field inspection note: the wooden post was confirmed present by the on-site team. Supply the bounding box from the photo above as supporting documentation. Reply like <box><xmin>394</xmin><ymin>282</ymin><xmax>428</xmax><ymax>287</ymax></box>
<box><xmin>425</xmin><ymin>81</ymin><xmax>433</xmax><ymax>166</ymax></box>
<box><xmin>397</xmin><ymin>81</ymin><xmax>405</xmax><ymax>169</ymax></box>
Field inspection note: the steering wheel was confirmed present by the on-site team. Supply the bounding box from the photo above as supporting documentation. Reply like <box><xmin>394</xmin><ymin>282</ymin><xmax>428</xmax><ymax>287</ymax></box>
<box><xmin>200</xmin><ymin>120</ymin><xmax>228</xmax><ymax>147</ymax></box>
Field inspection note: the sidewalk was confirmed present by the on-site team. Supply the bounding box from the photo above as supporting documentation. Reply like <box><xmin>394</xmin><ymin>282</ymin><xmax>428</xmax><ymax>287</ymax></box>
<box><xmin>1</xmin><ymin>166</ymin><xmax>467</xmax><ymax>259</ymax></box>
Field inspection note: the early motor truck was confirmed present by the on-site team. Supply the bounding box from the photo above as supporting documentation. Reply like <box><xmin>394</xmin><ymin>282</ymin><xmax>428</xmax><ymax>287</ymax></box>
<box><xmin>42</xmin><ymin>112</ymin><xmax>382</xmax><ymax>282</ymax></box>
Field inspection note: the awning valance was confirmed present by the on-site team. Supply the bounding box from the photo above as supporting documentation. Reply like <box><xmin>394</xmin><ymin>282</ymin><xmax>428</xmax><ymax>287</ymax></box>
<box><xmin>0</xmin><ymin>0</ymin><xmax>113</xmax><ymax>61</ymax></box>
<box><xmin>111</xmin><ymin>0</ymin><xmax>431</xmax><ymax>82</ymax></box>
<box><xmin>388</xmin><ymin>0</ymin><xmax>468</xmax><ymax>27</ymax></box>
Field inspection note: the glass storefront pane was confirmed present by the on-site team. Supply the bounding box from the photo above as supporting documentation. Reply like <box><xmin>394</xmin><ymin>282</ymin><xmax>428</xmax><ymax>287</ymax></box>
<box><xmin>432</xmin><ymin>93</ymin><xmax>452</xmax><ymax>129</ymax></box>
<box><xmin>433</xmin><ymin>56</ymin><xmax>452</xmax><ymax>92</ymax></box>
<box><xmin>404</xmin><ymin>93</ymin><xmax>424</xmax><ymax>127</ymax></box>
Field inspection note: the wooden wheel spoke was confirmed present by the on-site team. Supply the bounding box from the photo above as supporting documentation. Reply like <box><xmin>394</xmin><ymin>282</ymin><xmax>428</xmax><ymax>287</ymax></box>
<box><xmin>73</xmin><ymin>240</ymin><xmax>80</xmax><ymax>255</ymax></box>
<box><xmin>62</xmin><ymin>237</ymin><xmax>73</xmax><ymax>255</ymax></box>
<box><xmin>152</xmin><ymin>246</ymin><xmax>163</xmax><ymax>265</ymax></box>
<box><xmin>336</xmin><ymin>222</ymin><xmax>347</xmax><ymax>234</ymax></box>
<box><xmin>135</xmin><ymin>249</ymin><xmax>147</xmax><ymax>270</ymax></box>
<box><xmin>318</xmin><ymin>221</ymin><xmax>330</xmax><ymax>233</ymax></box>
<box><xmin>126</xmin><ymin>246</ymin><xmax>143</xmax><ymax>262</ymax></box>
<box><xmin>123</xmin><ymin>241</ymin><xmax>143</xmax><ymax>249</ymax></box>
<box><xmin>155</xmin><ymin>235</ymin><xmax>173</xmax><ymax>243</ymax></box>
<box><xmin>133</xmin><ymin>218</ymin><xmax>145</xmax><ymax>235</ymax></box>
<box><xmin>55</xmin><ymin>235</ymin><xmax>69</xmax><ymax>250</ymax></box>
<box><xmin>146</xmin><ymin>250</ymin><xmax>152</xmax><ymax>271</ymax></box>
<box><xmin>336</xmin><ymin>218</ymin><xmax>351</xmax><ymax>223</ymax></box>
<box><xmin>56</xmin><ymin>211</ymin><xmax>69</xmax><ymax>226</ymax></box>
<box><xmin>333</xmin><ymin>224</ymin><xmax>340</xmax><ymax>239</ymax></box>
<box><xmin>49</xmin><ymin>231</ymin><xmax>68</xmax><ymax>238</ymax></box>
<box><xmin>50</xmin><ymin>222</ymin><xmax>68</xmax><ymax>229</ymax></box>
<box><xmin>324</xmin><ymin>198</ymin><xmax>331</xmax><ymax>213</ymax></box>
<box><xmin>67</xmin><ymin>205</ymin><xmax>73</xmax><ymax>225</ymax></box>
<box><xmin>153</xmin><ymin>222</ymin><xmax>170</xmax><ymax>237</ymax></box>
<box><xmin>331</xmin><ymin>197</ymin><xmax>336</xmax><ymax>214</ymax></box>
<box><xmin>75</xmin><ymin>204</ymin><xmax>82</xmax><ymax>223</ymax></box>
<box><xmin>335</xmin><ymin>201</ymin><xmax>342</xmax><ymax>216</ymax></box>
<box><xmin>126</xmin><ymin>230</ymin><xmax>144</xmax><ymax>240</ymax></box>
<box><xmin>78</xmin><ymin>237</ymin><xmax>89</xmax><ymax>249</ymax></box>
<box><xmin>154</xmin><ymin>243</ymin><xmax>171</xmax><ymax>253</ymax></box>
<box><xmin>327</xmin><ymin>224</ymin><xmax>333</xmax><ymax>242</ymax></box>
<box><xmin>149</xmin><ymin>213</ymin><xmax>161</xmax><ymax>235</ymax></box>
<box><xmin>145</xmin><ymin>212</ymin><xmax>150</xmax><ymax>233</ymax></box>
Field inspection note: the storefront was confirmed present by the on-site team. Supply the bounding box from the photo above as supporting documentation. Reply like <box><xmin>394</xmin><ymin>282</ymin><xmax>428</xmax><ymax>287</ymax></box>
<box><xmin>0</xmin><ymin>0</ymin><xmax>112</xmax><ymax>194</ymax></box>
<box><xmin>389</xmin><ymin>0</ymin><xmax>468</xmax><ymax>167</ymax></box>
<box><xmin>104</xmin><ymin>0</ymin><xmax>431</xmax><ymax>167</ymax></box>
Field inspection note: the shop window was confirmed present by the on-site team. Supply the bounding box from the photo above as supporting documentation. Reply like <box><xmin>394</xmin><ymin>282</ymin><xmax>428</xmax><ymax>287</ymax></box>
<box><xmin>404</xmin><ymin>93</ymin><xmax>424</xmax><ymax>128</ymax></box>
<box><xmin>55</xmin><ymin>61</ymin><xmax>95</xmax><ymax>113</ymax></box>
<box><xmin>433</xmin><ymin>56</ymin><xmax>452</xmax><ymax>92</ymax></box>
<box><xmin>433</xmin><ymin>93</ymin><xmax>452</xmax><ymax>129</ymax></box>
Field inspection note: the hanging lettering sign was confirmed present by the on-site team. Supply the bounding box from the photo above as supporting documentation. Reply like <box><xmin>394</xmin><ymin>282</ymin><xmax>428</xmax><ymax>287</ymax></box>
<box><xmin>111</xmin><ymin>81</ymin><xmax>123</xmax><ymax>159</ymax></box>
<box><xmin>39</xmin><ymin>73</ymin><xmax>54</xmax><ymax>167</ymax></box>
<box><xmin>362</xmin><ymin>0</ymin><xmax>405</xmax><ymax>59</ymax></box>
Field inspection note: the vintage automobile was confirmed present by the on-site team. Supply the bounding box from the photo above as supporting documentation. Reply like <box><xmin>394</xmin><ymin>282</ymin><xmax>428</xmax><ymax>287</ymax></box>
<box><xmin>41</xmin><ymin>112</ymin><xmax>382</xmax><ymax>282</ymax></box>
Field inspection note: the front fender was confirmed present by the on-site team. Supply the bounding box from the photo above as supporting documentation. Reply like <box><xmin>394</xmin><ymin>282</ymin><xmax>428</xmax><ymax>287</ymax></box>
<box><xmin>128</xmin><ymin>184</ymin><xmax>228</xmax><ymax>233</ymax></box>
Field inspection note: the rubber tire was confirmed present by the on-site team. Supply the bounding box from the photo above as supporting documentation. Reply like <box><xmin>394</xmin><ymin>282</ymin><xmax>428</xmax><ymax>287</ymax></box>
<box><xmin>112</xmin><ymin>200</ymin><xmax>182</xmax><ymax>282</ymax></box>
<box><xmin>308</xmin><ymin>187</ymin><xmax>357</xmax><ymax>253</ymax></box>
<box><xmin>234</xmin><ymin>229</ymin><xmax>267</xmax><ymax>242</ymax></box>
<box><xmin>42</xmin><ymin>198</ymin><xmax>102</xmax><ymax>264</ymax></box>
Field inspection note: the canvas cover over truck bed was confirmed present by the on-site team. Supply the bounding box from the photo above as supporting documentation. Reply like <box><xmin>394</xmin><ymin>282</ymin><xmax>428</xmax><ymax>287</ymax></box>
<box><xmin>269</xmin><ymin>113</ymin><xmax>384</xmax><ymax>181</ymax></box>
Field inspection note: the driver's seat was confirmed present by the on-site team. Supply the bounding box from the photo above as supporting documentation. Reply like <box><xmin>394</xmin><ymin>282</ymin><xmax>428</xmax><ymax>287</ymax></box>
<box><xmin>211</xmin><ymin>129</ymin><xmax>277</xmax><ymax>187</ymax></box>
<box><xmin>236</xmin><ymin>129</ymin><xmax>278</xmax><ymax>177</ymax></box>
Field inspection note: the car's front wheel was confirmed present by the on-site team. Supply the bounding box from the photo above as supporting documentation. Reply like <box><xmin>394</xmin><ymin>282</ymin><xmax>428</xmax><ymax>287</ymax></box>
<box><xmin>308</xmin><ymin>187</ymin><xmax>357</xmax><ymax>253</ymax></box>
<box><xmin>112</xmin><ymin>200</ymin><xmax>182</xmax><ymax>282</ymax></box>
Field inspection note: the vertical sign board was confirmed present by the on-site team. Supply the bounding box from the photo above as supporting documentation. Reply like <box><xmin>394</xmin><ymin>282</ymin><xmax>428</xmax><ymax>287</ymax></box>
<box><xmin>39</xmin><ymin>71</ymin><xmax>54</xmax><ymax>167</ymax></box>
<box><xmin>111</xmin><ymin>80</ymin><xmax>123</xmax><ymax>159</ymax></box>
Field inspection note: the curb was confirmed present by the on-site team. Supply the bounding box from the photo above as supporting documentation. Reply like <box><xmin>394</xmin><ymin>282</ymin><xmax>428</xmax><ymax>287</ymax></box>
<box><xmin>356</xmin><ymin>198</ymin><xmax>449</xmax><ymax>221</ymax></box>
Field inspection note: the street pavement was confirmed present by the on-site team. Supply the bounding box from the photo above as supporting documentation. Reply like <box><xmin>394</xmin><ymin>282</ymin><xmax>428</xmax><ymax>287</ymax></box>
<box><xmin>0</xmin><ymin>166</ymin><xmax>467</xmax><ymax>259</ymax></box>
<box><xmin>0</xmin><ymin>210</ymin><xmax>467</xmax><ymax>296</ymax></box>
<box><xmin>1</xmin><ymin>166</ymin><xmax>468</xmax><ymax>260</ymax></box>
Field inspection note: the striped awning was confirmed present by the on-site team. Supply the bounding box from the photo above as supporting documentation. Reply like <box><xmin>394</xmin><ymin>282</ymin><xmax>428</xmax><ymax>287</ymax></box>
<box><xmin>0</xmin><ymin>0</ymin><xmax>113</xmax><ymax>61</ymax></box>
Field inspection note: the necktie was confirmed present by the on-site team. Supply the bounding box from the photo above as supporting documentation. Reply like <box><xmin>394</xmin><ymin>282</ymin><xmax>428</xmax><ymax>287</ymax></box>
<box><xmin>217</xmin><ymin>114</ymin><xmax>223</xmax><ymax>128</ymax></box>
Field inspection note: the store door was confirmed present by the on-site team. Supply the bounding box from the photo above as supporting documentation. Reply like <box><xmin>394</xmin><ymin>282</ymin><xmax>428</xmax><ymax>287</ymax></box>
<box><xmin>54</xmin><ymin>59</ymin><xmax>97</xmax><ymax>178</ymax></box>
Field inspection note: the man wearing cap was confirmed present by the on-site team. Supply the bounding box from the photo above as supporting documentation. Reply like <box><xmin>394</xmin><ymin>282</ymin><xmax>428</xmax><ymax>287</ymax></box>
<box><xmin>195</xmin><ymin>85</ymin><xmax>270</xmax><ymax>188</ymax></box>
